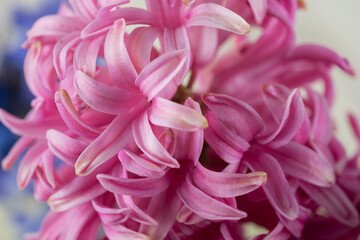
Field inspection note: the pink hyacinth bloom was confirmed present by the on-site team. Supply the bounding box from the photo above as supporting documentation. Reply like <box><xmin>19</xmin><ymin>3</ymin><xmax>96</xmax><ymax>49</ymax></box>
<box><xmin>1</xmin><ymin>0</ymin><xmax>360</xmax><ymax>239</ymax></box>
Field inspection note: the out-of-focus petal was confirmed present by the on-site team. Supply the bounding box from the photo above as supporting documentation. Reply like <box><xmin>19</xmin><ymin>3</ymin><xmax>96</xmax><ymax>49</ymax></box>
<box><xmin>187</xmin><ymin>3</ymin><xmax>250</xmax><ymax>34</ymax></box>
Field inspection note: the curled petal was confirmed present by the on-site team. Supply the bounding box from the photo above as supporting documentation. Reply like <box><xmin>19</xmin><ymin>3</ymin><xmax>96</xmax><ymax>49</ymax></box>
<box><xmin>248</xmin><ymin>0</ymin><xmax>268</xmax><ymax>24</ymax></box>
<box><xmin>97</xmin><ymin>174</ymin><xmax>169</xmax><ymax>197</ymax></box>
<box><xmin>133</xmin><ymin>112</ymin><xmax>179</xmax><ymax>168</ymax></box>
<box><xmin>119</xmin><ymin>150</ymin><xmax>164</xmax><ymax>178</ymax></box>
<box><xmin>75</xmin><ymin>109</ymin><xmax>142</xmax><ymax>176</ymax></box>
<box><xmin>269</xmin><ymin>141</ymin><xmax>335</xmax><ymax>187</ymax></box>
<box><xmin>135</xmin><ymin>50</ymin><xmax>189</xmax><ymax>100</ymax></box>
<box><xmin>46</xmin><ymin>129</ymin><xmax>87</xmax><ymax>166</ymax></box>
<box><xmin>104</xmin><ymin>19</ymin><xmax>138</xmax><ymax>89</ymax></box>
<box><xmin>187</xmin><ymin>3</ymin><xmax>250</xmax><ymax>34</ymax></box>
<box><xmin>258</xmin><ymin>89</ymin><xmax>306</xmax><ymax>148</ymax></box>
<box><xmin>0</xmin><ymin>109</ymin><xmax>64</xmax><ymax>138</ymax></box>
<box><xmin>246</xmin><ymin>152</ymin><xmax>299</xmax><ymax>220</ymax></box>
<box><xmin>55</xmin><ymin>89</ymin><xmax>101</xmax><ymax>139</ymax></box>
<box><xmin>300</xmin><ymin>183</ymin><xmax>359</xmax><ymax>227</ymax></box>
<box><xmin>149</xmin><ymin>97</ymin><xmax>208</xmax><ymax>131</ymax></box>
<box><xmin>92</xmin><ymin>199</ymin><xmax>131</xmax><ymax>225</ymax></box>
<box><xmin>74</xmin><ymin>70</ymin><xmax>143</xmax><ymax>115</ymax></box>
<box><xmin>81</xmin><ymin>7</ymin><xmax>158</xmax><ymax>39</ymax></box>
<box><xmin>177</xmin><ymin>175</ymin><xmax>247</xmax><ymax>221</ymax></box>
<box><xmin>2</xmin><ymin>137</ymin><xmax>33</xmax><ymax>171</ymax></box>
<box><xmin>202</xmin><ymin>94</ymin><xmax>265</xmax><ymax>141</ymax></box>
<box><xmin>191</xmin><ymin>163</ymin><xmax>267</xmax><ymax>198</ymax></box>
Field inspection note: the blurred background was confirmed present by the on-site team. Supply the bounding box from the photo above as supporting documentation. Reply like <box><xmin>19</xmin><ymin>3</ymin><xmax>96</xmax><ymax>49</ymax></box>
<box><xmin>0</xmin><ymin>0</ymin><xmax>359</xmax><ymax>239</ymax></box>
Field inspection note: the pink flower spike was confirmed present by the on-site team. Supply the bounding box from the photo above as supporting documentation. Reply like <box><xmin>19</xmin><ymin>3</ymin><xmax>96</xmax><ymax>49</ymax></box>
<box><xmin>135</xmin><ymin>49</ymin><xmax>189</xmax><ymax>101</ymax></box>
<box><xmin>177</xmin><ymin>175</ymin><xmax>247</xmax><ymax>221</ymax></box>
<box><xmin>97</xmin><ymin>173</ymin><xmax>170</xmax><ymax>197</ymax></box>
<box><xmin>104</xmin><ymin>19</ymin><xmax>138</xmax><ymax>90</ymax></box>
<box><xmin>191</xmin><ymin>163</ymin><xmax>267</xmax><ymax>198</ymax></box>
<box><xmin>187</xmin><ymin>3</ymin><xmax>251</xmax><ymax>34</ymax></box>
<box><xmin>149</xmin><ymin>97</ymin><xmax>208</xmax><ymax>131</ymax></box>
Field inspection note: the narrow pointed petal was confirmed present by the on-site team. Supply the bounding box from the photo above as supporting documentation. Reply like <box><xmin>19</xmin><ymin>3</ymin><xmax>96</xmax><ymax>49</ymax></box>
<box><xmin>205</xmin><ymin>111</ymin><xmax>250</xmax><ymax>163</ymax></box>
<box><xmin>92</xmin><ymin>200</ymin><xmax>131</xmax><ymax>225</ymax></box>
<box><xmin>103</xmin><ymin>223</ymin><xmax>151</xmax><ymax>240</ymax></box>
<box><xmin>189</xmin><ymin>26</ymin><xmax>217</xmax><ymax>67</ymax></box>
<box><xmin>269</xmin><ymin>141</ymin><xmax>335</xmax><ymax>187</ymax></box>
<box><xmin>53</xmin><ymin>32</ymin><xmax>81</xmax><ymax>80</ymax></box>
<box><xmin>191</xmin><ymin>163</ymin><xmax>267</xmax><ymax>198</ymax></box>
<box><xmin>288</xmin><ymin>44</ymin><xmax>355</xmax><ymax>75</ymax></box>
<box><xmin>187</xmin><ymin>3</ymin><xmax>250</xmax><ymax>34</ymax></box>
<box><xmin>119</xmin><ymin>150</ymin><xmax>165</xmax><ymax>178</ymax></box>
<box><xmin>81</xmin><ymin>7</ymin><xmax>158</xmax><ymax>39</ymax></box>
<box><xmin>74</xmin><ymin>35</ymin><xmax>104</xmax><ymax>78</ymax></box>
<box><xmin>55</xmin><ymin>89</ymin><xmax>101</xmax><ymax>139</ymax></box>
<box><xmin>127</xmin><ymin>26</ymin><xmax>162</xmax><ymax>72</ymax></box>
<box><xmin>74</xmin><ymin>70</ymin><xmax>143</xmax><ymax>115</ymax></box>
<box><xmin>133</xmin><ymin>112</ymin><xmax>180</xmax><ymax>168</ymax></box>
<box><xmin>97</xmin><ymin>173</ymin><xmax>169</xmax><ymax>197</ymax></box>
<box><xmin>149</xmin><ymin>97</ymin><xmax>208</xmax><ymax>131</ymax></box>
<box><xmin>258</xmin><ymin>89</ymin><xmax>306</xmax><ymax>148</ymax></box>
<box><xmin>300</xmin><ymin>183</ymin><xmax>359</xmax><ymax>227</ymax></box>
<box><xmin>2</xmin><ymin>137</ymin><xmax>33</xmax><ymax>171</ymax></box>
<box><xmin>17</xmin><ymin>141</ymin><xmax>47</xmax><ymax>190</ymax></box>
<box><xmin>135</xmin><ymin>50</ymin><xmax>189</xmax><ymax>100</ymax></box>
<box><xmin>0</xmin><ymin>109</ymin><xmax>64</xmax><ymax>138</ymax></box>
<box><xmin>177</xmin><ymin>175</ymin><xmax>247</xmax><ymax>221</ymax></box>
<box><xmin>246</xmin><ymin>152</ymin><xmax>299</xmax><ymax>220</ymax></box>
<box><xmin>75</xmin><ymin>109</ymin><xmax>142</xmax><ymax>176</ymax></box>
<box><xmin>104</xmin><ymin>19</ymin><xmax>138</xmax><ymax>89</ymax></box>
<box><xmin>202</xmin><ymin>94</ymin><xmax>265</xmax><ymax>141</ymax></box>
<box><xmin>248</xmin><ymin>0</ymin><xmax>268</xmax><ymax>24</ymax></box>
<box><xmin>46</xmin><ymin>129</ymin><xmax>87</xmax><ymax>166</ymax></box>
<box><xmin>174</xmin><ymin>98</ymin><xmax>204</xmax><ymax>163</ymax></box>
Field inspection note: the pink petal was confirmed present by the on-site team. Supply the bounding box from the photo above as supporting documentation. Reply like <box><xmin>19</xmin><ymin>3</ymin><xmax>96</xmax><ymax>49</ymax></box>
<box><xmin>81</xmin><ymin>7</ymin><xmax>158</xmax><ymax>39</ymax></box>
<box><xmin>191</xmin><ymin>163</ymin><xmax>267</xmax><ymax>198</ymax></box>
<box><xmin>132</xmin><ymin>112</ymin><xmax>180</xmax><ymax>168</ymax></box>
<box><xmin>92</xmin><ymin>199</ymin><xmax>131</xmax><ymax>225</ymax></box>
<box><xmin>186</xmin><ymin>3</ymin><xmax>250</xmax><ymax>34</ymax></box>
<box><xmin>127</xmin><ymin>26</ymin><xmax>162</xmax><ymax>72</ymax></box>
<box><xmin>135</xmin><ymin>49</ymin><xmax>189</xmax><ymax>100</ymax></box>
<box><xmin>204</xmin><ymin>111</ymin><xmax>250</xmax><ymax>163</ymax></box>
<box><xmin>74</xmin><ymin>70</ymin><xmax>144</xmax><ymax>115</ymax></box>
<box><xmin>97</xmin><ymin>173</ymin><xmax>170</xmax><ymax>197</ymax></box>
<box><xmin>202</xmin><ymin>94</ymin><xmax>265</xmax><ymax>141</ymax></box>
<box><xmin>55</xmin><ymin>89</ymin><xmax>101</xmax><ymax>139</ymax></box>
<box><xmin>0</xmin><ymin>109</ymin><xmax>64</xmax><ymax>138</ymax></box>
<box><xmin>119</xmin><ymin>150</ymin><xmax>165</xmax><ymax>178</ymax></box>
<box><xmin>246</xmin><ymin>151</ymin><xmax>299</xmax><ymax>220</ymax></box>
<box><xmin>17</xmin><ymin>141</ymin><xmax>48</xmax><ymax>190</ymax></box>
<box><xmin>53</xmin><ymin>32</ymin><xmax>81</xmax><ymax>80</ymax></box>
<box><xmin>46</xmin><ymin>129</ymin><xmax>87</xmax><ymax>166</ymax></box>
<box><xmin>177</xmin><ymin>175</ymin><xmax>247</xmax><ymax>221</ymax></box>
<box><xmin>149</xmin><ymin>97</ymin><xmax>208</xmax><ymax>131</ymax></box>
<box><xmin>73</xmin><ymin>35</ymin><xmax>104</xmax><ymax>78</ymax></box>
<box><xmin>300</xmin><ymin>182</ymin><xmax>359</xmax><ymax>227</ymax></box>
<box><xmin>68</xmin><ymin>0</ymin><xmax>97</xmax><ymax>22</ymax></box>
<box><xmin>248</xmin><ymin>0</ymin><xmax>268</xmax><ymax>24</ymax></box>
<box><xmin>173</xmin><ymin>98</ymin><xmax>204</xmax><ymax>163</ymax></box>
<box><xmin>258</xmin><ymin>88</ymin><xmax>306</xmax><ymax>148</ymax></box>
<box><xmin>104</xmin><ymin>19</ymin><xmax>138</xmax><ymax>89</ymax></box>
<box><xmin>74</xmin><ymin>111</ymin><xmax>139</xmax><ymax>176</ymax></box>
<box><xmin>269</xmin><ymin>141</ymin><xmax>335</xmax><ymax>187</ymax></box>
<box><xmin>2</xmin><ymin>137</ymin><xmax>33</xmax><ymax>171</ymax></box>
<box><xmin>288</xmin><ymin>44</ymin><xmax>355</xmax><ymax>75</ymax></box>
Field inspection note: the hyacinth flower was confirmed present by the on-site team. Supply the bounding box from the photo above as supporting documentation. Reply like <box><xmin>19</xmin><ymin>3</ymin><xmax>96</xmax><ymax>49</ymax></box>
<box><xmin>1</xmin><ymin>0</ymin><xmax>360</xmax><ymax>239</ymax></box>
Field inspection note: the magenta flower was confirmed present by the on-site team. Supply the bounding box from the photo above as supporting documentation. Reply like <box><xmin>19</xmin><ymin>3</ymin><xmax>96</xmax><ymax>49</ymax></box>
<box><xmin>1</xmin><ymin>0</ymin><xmax>359</xmax><ymax>239</ymax></box>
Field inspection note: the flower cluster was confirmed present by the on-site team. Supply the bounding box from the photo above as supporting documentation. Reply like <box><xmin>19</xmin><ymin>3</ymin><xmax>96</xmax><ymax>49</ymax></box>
<box><xmin>1</xmin><ymin>0</ymin><xmax>360</xmax><ymax>239</ymax></box>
